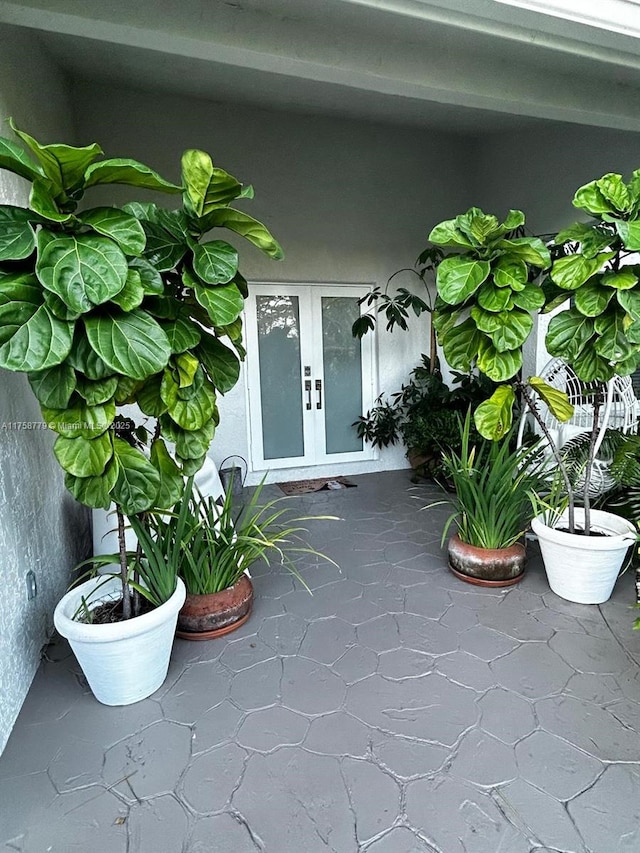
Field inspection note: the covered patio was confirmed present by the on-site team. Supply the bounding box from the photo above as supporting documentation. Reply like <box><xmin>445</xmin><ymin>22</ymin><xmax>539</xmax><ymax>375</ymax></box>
<box><xmin>2</xmin><ymin>471</ymin><xmax>639</xmax><ymax>852</ymax></box>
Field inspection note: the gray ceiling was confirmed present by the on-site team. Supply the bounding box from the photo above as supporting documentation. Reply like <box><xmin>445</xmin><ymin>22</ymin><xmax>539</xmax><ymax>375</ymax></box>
<box><xmin>1</xmin><ymin>0</ymin><xmax>639</xmax><ymax>134</ymax></box>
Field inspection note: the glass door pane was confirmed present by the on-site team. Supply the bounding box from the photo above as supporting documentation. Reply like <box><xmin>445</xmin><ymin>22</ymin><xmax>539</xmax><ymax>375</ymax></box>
<box><xmin>256</xmin><ymin>294</ymin><xmax>304</xmax><ymax>459</ymax></box>
<box><xmin>321</xmin><ymin>296</ymin><xmax>363</xmax><ymax>454</ymax></box>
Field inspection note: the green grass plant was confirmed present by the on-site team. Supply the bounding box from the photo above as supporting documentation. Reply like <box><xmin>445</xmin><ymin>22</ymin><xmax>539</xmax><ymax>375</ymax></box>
<box><xmin>141</xmin><ymin>476</ymin><xmax>338</xmax><ymax>596</ymax></box>
<box><xmin>437</xmin><ymin>412</ymin><xmax>546</xmax><ymax>550</ymax></box>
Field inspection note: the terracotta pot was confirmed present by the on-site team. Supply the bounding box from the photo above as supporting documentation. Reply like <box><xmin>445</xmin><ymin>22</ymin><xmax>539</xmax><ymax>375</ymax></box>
<box><xmin>447</xmin><ymin>533</ymin><xmax>526</xmax><ymax>587</ymax></box>
<box><xmin>176</xmin><ymin>574</ymin><xmax>254</xmax><ymax>640</ymax></box>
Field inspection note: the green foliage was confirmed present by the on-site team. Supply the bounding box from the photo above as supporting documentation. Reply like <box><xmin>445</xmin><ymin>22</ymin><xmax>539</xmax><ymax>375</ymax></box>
<box><xmin>140</xmin><ymin>477</ymin><xmax>338</xmax><ymax>596</ymax></box>
<box><xmin>354</xmin><ymin>357</ymin><xmax>494</xmax><ymax>477</ymax></box>
<box><xmin>0</xmin><ymin>121</ymin><xmax>282</xmax><ymax>519</ymax></box>
<box><xmin>0</xmin><ymin>122</ymin><xmax>283</xmax><ymax>618</ymax></box>
<box><xmin>428</xmin><ymin>207</ymin><xmax>549</xmax><ymax>388</ymax></box>
<box><xmin>436</xmin><ymin>413</ymin><xmax>546</xmax><ymax>550</ymax></box>
<box><xmin>550</xmin><ymin>170</ymin><xmax>640</xmax><ymax>383</ymax></box>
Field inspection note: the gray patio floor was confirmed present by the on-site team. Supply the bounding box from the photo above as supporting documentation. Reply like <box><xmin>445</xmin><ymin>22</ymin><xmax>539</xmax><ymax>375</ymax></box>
<box><xmin>2</xmin><ymin>470</ymin><xmax>640</xmax><ymax>853</ymax></box>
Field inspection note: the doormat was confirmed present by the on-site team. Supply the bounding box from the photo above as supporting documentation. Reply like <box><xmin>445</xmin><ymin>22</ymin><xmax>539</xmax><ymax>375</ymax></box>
<box><xmin>277</xmin><ymin>477</ymin><xmax>357</xmax><ymax>496</ymax></box>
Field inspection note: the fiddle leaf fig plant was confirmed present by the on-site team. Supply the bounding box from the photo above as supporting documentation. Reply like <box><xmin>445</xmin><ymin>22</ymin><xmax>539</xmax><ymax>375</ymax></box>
<box><xmin>428</xmin><ymin>207</ymin><xmax>570</xmax><ymax>442</ymax></box>
<box><xmin>0</xmin><ymin>121</ymin><xmax>282</xmax><ymax>618</ymax></box>
<box><xmin>429</xmin><ymin>207</ymin><xmax>549</xmax><ymax>387</ymax></box>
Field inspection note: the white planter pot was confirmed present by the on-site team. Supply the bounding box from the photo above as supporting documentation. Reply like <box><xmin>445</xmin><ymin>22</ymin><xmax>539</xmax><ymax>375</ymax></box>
<box><xmin>54</xmin><ymin>576</ymin><xmax>186</xmax><ymax>705</ymax></box>
<box><xmin>531</xmin><ymin>509</ymin><xmax>636</xmax><ymax>604</ymax></box>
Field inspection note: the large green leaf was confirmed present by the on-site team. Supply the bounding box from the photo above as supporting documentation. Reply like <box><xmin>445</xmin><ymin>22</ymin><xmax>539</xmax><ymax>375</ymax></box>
<box><xmin>471</xmin><ymin>307</ymin><xmax>532</xmax><ymax>352</ymax></box>
<box><xmin>596</xmin><ymin>173</ymin><xmax>631</xmax><ymax>213</ymax></box>
<box><xmin>84</xmin><ymin>158</ymin><xmax>181</xmax><ymax>193</ymax></box>
<box><xmin>0</xmin><ymin>135</ymin><xmax>44</xmax><ymax>182</ymax></box>
<box><xmin>44</xmin><ymin>290</ymin><xmax>81</xmax><ymax>321</ymax></box>
<box><xmin>36</xmin><ymin>232</ymin><xmax>128</xmax><ymax>313</ymax></box>
<box><xmin>455</xmin><ymin>208</ymin><xmax>500</xmax><ymax>246</ymax></box>
<box><xmin>178</xmin><ymin>452</ymin><xmax>207</xmax><ymax>477</ymax></box>
<box><xmin>492</xmin><ymin>256</ymin><xmax>527</xmax><ymax>290</ymax></box>
<box><xmin>194</xmin><ymin>282</ymin><xmax>244</xmax><ymax>326</ymax></box>
<box><xmin>427</xmin><ymin>218</ymin><xmax>473</xmax><ymax>249</ymax></box>
<box><xmin>160</xmin><ymin>316</ymin><xmax>201</xmax><ymax>353</ymax></box>
<box><xmin>191</xmin><ymin>240</ymin><xmax>238</xmax><ymax>285</ymax></box>
<box><xmin>551</xmin><ymin>252</ymin><xmax>615</xmax><ymax>291</ymax></box>
<box><xmin>110</xmin><ymin>270</ymin><xmax>145</xmax><ymax>312</ymax></box>
<box><xmin>29</xmin><ymin>180</ymin><xmax>73</xmax><ymax>223</ymax></box>
<box><xmin>84</xmin><ymin>309</ymin><xmax>171</xmax><ymax>380</ymax></box>
<box><xmin>554</xmin><ymin>222</ymin><xmax>613</xmax><ymax>258</ymax></box>
<box><xmin>80</xmin><ymin>207</ymin><xmax>146</xmax><ymax>256</ymax></box>
<box><xmin>0</xmin><ymin>207</ymin><xmax>36</xmax><ymax>261</ymax></box>
<box><xmin>66</xmin><ymin>335</ymin><xmax>114</xmax><ymax>380</ymax></box>
<box><xmin>0</xmin><ymin>276</ymin><xmax>73</xmax><ymax>371</ymax></box>
<box><xmin>574</xmin><ymin>278</ymin><xmax>615</xmax><ymax>316</ymax></box>
<box><xmin>440</xmin><ymin>318</ymin><xmax>484</xmax><ymax>372</ymax></box>
<box><xmin>111</xmin><ymin>438</ymin><xmax>160</xmax><ymax>515</ymax></box>
<box><xmin>42</xmin><ymin>397</ymin><xmax>115</xmax><ymax>439</ymax></box>
<box><xmin>436</xmin><ymin>256</ymin><xmax>490</xmax><ymax>305</ymax></box>
<box><xmin>573</xmin><ymin>180</ymin><xmax>616</xmax><ymax>215</ymax></box>
<box><xmin>203</xmin><ymin>208</ymin><xmax>283</xmax><ymax>259</ymax></box>
<box><xmin>494</xmin><ymin>237</ymin><xmax>550</xmax><ymax>268</ymax></box>
<box><xmin>74</xmin><ymin>374</ymin><xmax>118</xmax><ymax>406</ymax></box>
<box><xmin>594</xmin><ymin>311</ymin><xmax>637</xmax><ymax>362</ymax></box>
<box><xmin>10</xmin><ymin>121</ymin><xmax>102</xmax><ymax>194</ymax></box>
<box><xmin>150</xmin><ymin>439</ymin><xmax>183</xmax><ymax>510</ymax></box>
<box><xmin>141</xmin><ymin>221</ymin><xmax>187</xmax><ymax>271</ymax></box>
<box><xmin>161</xmin><ymin>417</ymin><xmax>215</xmax><ymax>460</ymax></box>
<box><xmin>476</xmin><ymin>341</ymin><xmax>522</xmax><ymax>381</ymax></box>
<box><xmin>28</xmin><ymin>362</ymin><xmax>76</xmax><ymax>409</ymax></box>
<box><xmin>138</xmin><ymin>375</ymin><xmax>168</xmax><ymax>417</ymax></box>
<box><xmin>571</xmin><ymin>347</ymin><xmax>615</xmax><ymax>383</ymax></box>
<box><xmin>166</xmin><ymin>369</ymin><xmax>217</xmax><ymax>430</ymax></box>
<box><xmin>511</xmin><ymin>284</ymin><xmax>545</xmax><ymax>311</ymax></box>
<box><xmin>625</xmin><ymin>317</ymin><xmax>640</xmax><ymax>345</ymax></box>
<box><xmin>617</xmin><ymin>289</ymin><xmax>640</xmax><ymax>322</ymax></box>
<box><xmin>546</xmin><ymin>310</ymin><xmax>594</xmax><ymax>361</ymax></box>
<box><xmin>613</xmin><ymin>220</ymin><xmax>640</xmax><ymax>251</ymax></box>
<box><xmin>65</xmin><ymin>458</ymin><xmax>119</xmax><ymax>510</ymax></box>
<box><xmin>474</xmin><ymin>385</ymin><xmax>515</xmax><ymax>440</ymax></box>
<box><xmin>528</xmin><ymin>377</ymin><xmax>574</xmax><ymax>422</ymax></box>
<box><xmin>476</xmin><ymin>282</ymin><xmax>512</xmax><ymax>312</ymax></box>
<box><xmin>181</xmin><ymin>149</ymin><xmax>242</xmax><ymax>217</ymax></box>
<box><xmin>128</xmin><ymin>257</ymin><xmax>163</xmax><ymax>295</ymax></box>
<box><xmin>601</xmin><ymin>269</ymin><xmax>638</xmax><ymax>290</ymax></box>
<box><xmin>196</xmin><ymin>335</ymin><xmax>241</xmax><ymax>393</ymax></box>
<box><xmin>54</xmin><ymin>432</ymin><xmax>113</xmax><ymax>477</ymax></box>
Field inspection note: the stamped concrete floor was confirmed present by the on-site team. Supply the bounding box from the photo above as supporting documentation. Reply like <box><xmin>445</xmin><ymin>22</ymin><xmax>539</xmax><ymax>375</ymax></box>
<box><xmin>2</xmin><ymin>470</ymin><xmax>640</xmax><ymax>853</ymax></box>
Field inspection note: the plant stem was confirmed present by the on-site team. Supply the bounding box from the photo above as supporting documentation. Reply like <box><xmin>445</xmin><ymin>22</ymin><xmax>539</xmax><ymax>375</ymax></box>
<box><xmin>117</xmin><ymin>507</ymin><xmax>131</xmax><ymax>620</ymax></box>
<box><xmin>583</xmin><ymin>386</ymin><xmax>603</xmax><ymax>536</ymax></box>
<box><xmin>519</xmin><ymin>380</ymin><xmax>575</xmax><ymax>532</ymax></box>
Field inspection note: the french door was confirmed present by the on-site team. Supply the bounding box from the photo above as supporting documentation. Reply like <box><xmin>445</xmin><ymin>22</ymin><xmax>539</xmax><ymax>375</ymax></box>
<box><xmin>245</xmin><ymin>283</ymin><xmax>376</xmax><ymax>471</ymax></box>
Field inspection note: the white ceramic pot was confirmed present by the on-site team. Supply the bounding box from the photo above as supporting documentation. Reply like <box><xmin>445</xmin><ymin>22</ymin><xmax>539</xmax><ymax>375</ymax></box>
<box><xmin>531</xmin><ymin>509</ymin><xmax>636</xmax><ymax>604</ymax></box>
<box><xmin>54</xmin><ymin>576</ymin><xmax>186</xmax><ymax>705</ymax></box>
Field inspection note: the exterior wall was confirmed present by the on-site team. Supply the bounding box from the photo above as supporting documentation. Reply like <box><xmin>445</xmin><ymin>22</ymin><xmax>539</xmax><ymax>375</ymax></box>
<box><xmin>72</xmin><ymin>82</ymin><xmax>474</xmax><ymax>483</ymax></box>
<box><xmin>0</xmin><ymin>26</ymin><xmax>91</xmax><ymax>755</ymax></box>
<box><xmin>474</xmin><ymin>123</ymin><xmax>640</xmax><ymax>377</ymax></box>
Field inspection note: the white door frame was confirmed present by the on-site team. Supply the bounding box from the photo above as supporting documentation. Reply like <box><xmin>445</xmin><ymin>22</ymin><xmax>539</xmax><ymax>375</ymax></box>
<box><xmin>245</xmin><ymin>282</ymin><xmax>377</xmax><ymax>472</ymax></box>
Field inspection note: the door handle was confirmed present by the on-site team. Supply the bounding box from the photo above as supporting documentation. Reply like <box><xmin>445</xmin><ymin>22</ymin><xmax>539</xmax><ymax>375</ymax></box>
<box><xmin>315</xmin><ymin>379</ymin><xmax>322</xmax><ymax>410</ymax></box>
<box><xmin>305</xmin><ymin>380</ymin><xmax>312</xmax><ymax>410</ymax></box>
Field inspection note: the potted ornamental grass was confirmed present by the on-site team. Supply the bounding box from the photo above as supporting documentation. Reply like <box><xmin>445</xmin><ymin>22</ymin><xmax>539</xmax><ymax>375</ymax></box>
<box><xmin>0</xmin><ymin>121</ymin><xmax>282</xmax><ymax>703</ymax></box>
<box><xmin>435</xmin><ymin>413</ymin><xmax>546</xmax><ymax>586</ymax></box>
<box><xmin>132</xmin><ymin>476</ymin><xmax>338</xmax><ymax>640</ymax></box>
<box><xmin>428</xmin><ymin>180</ymin><xmax>640</xmax><ymax>604</ymax></box>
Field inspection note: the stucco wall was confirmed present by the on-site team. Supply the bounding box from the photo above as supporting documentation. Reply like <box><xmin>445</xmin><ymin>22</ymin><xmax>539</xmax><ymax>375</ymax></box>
<box><xmin>0</xmin><ymin>27</ymin><xmax>91</xmax><ymax>755</ymax></box>
<box><xmin>73</xmin><ymin>82</ymin><xmax>475</xmax><ymax>483</ymax></box>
